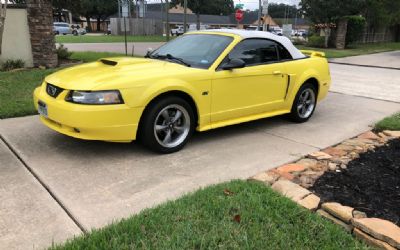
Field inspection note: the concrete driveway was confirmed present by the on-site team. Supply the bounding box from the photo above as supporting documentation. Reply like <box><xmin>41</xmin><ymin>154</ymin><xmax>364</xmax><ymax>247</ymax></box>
<box><xmin>1</xmin><ymin>51</ymin><xmax>400</xmax><ymax>249</ymax></box>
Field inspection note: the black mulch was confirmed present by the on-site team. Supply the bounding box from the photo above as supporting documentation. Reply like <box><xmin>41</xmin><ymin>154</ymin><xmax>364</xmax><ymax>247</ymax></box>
<box><xmin>310</xmin><ymin>139</ymin><xmax>400</xmax><ymax>226</ymax></box>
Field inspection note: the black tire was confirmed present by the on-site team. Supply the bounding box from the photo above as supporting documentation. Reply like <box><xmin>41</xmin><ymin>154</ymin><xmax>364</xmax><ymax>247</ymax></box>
<box><xmin>72</xmin><ymin>30</ymin><xmax>78</xmax><ymax>36</ymax></box>
<box><xmin>139</xmin><ymin>96</ymin><xmax>195</xmax><ymax>154</ymax></box>
<box><xmin>289</xmin><ymin>83</ymin><xmax>317</xmax><ymax>123</ymax></box>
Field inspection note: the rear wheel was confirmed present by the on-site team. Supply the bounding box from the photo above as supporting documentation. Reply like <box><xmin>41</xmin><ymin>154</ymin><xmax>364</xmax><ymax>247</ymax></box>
<box><xmin>139</xmin><ymin>97</ymin><xmax>195</xmax><ymax>153</ymax></box>
<box><xmin>290</xmin><ymin>83</ymin><xmax>317</xmax><ymax>123</ymax></box>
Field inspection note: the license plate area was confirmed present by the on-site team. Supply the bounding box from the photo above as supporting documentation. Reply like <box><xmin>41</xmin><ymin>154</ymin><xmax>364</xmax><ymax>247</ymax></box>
<box><xmin>38</xmin><ymin>101</ymin><xmax>48</xmax><ymax>117</ymax></box>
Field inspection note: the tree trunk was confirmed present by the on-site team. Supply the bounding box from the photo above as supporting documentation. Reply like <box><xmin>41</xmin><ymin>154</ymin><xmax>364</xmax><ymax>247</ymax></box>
<box><xmin>335</xmin><ymin>18</ymin><xmax>348</xmax><ymax>50</ymax></box>
<box><xmin>196</xmin><ymin>13</ymin><xmax>200</xmax><ymax>30</ymax></box>
<box><xmin>96</xmin><ymin>17</ymin><xmax>101</xmax><ymax>32</ymax></box>
<box><xmin>323</xmin><ymin>28</ymin><xmax>330</xmax><ymax>48</ymax></box>
<box><xmin>86</xmin><ymin>16</ymin><xmax>92</xmax><ymax>32</ymax></box>
<box><xmin>0</xmin><ymin>1</ymin><xmax>7</xmax><ymax>55</ymax></box>
<box><xmin>57</xmin><ymin>9</ymin><xmax>62</xmax><ymax>22</ymax></box>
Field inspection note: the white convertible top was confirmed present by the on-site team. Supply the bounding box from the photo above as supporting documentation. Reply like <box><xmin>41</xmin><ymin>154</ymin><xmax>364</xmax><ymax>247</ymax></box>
<box><xmin>192</xmin><ymin>29</ymin><xmax>306</xmax><ymax>60</ymax></box>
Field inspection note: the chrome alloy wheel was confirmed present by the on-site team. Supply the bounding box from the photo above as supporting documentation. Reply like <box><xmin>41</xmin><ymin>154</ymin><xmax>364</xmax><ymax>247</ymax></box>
<box><xmin>297</xmin><ymin>88</ymin><xmax>316</xmax><ymax>119</ymax></box>
<box><xmin>154</xmin><ymin>104</ymin><xmax>191</xmax><ymax>148</ymax></box>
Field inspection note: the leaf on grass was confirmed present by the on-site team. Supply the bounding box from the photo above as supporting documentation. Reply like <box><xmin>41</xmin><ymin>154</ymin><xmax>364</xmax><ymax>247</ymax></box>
<box><xmin>233</xmin><ymin>214</ymin><xmax>241</xmax><ymax>223</ymax></box>
<box><xmin>223</xmin><ymin>189</ymin><xmax>234</xmax><ymax>196</ymax></box>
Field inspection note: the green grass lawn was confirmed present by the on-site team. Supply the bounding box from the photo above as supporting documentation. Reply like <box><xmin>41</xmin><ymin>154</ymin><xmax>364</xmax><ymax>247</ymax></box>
<box><xmin>50</xmin><ymin>180</ymin><xmax>368</xmax><ymax>250</ymax></box>
<box><xmin>56</xmin><ymin>35</ymin><xmax>167</xmax><ymax>43</ymax></box>
<box><xmin>375</xmin><ymin>112</ymin><xmax>400</xmax><ymax>131</ymax></box>
<box><xmin>0</xmin><ymin>52</ymin><xmax>129</xmax><ymax>119</ymax></box>
<box><xmin>0</xmin><ymin>68</ymin><xmax>56</xmax><ymax>119</ymax></box>
<box><xmin>297</xmin><ymin>42</ymin><xmax>400</xmax><ymax>58</ymax></box>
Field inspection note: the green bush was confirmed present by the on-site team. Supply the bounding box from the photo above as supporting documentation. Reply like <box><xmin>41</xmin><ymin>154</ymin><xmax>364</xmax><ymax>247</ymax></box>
<box><xmin>0</xmin><ymin>59</ymin><xmax>25</xmax><ymax>71</ymax></box>
<box><xmin>57</xmin><ymin>44</ymin><xmax>72</xmax><ymax>60</ymax></box>
<box><xmin>346</xmin><ymin>15</ymin><xmax>366</xmax><ymax>45</ymax></box>
<box><xmin>307</xmin><ymin>35</ymin><xmax>325</xmax><ymax>48</ymax></box>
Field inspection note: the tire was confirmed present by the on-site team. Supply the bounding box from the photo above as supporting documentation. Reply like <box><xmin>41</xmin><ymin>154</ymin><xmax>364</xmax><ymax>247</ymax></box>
<box><xmin>72</xmin><ymin>30</ymin><xmax>78</xmax><ymax>36</ymax></box>
<box><xmin>289</xmin><ymin>83</ymin><xmax>317</xmax><ymax>123</ymax></box>
<box><xmin>139</xmin><ymin>96</ymin><xmax>195</xmax><ymax>154</ymax></box>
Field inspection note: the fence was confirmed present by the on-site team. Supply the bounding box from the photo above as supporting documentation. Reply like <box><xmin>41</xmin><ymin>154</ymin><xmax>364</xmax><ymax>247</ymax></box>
<box><xmin>110</xmin><ymin>18</ymin><xmax>164</xmax><ymax>36</ymax></box>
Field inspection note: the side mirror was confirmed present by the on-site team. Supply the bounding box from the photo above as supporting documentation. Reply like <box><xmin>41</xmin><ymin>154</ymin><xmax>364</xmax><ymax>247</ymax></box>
<box><xmin>221</xmin><ymin>58</ymin><xmax>245</xmax><ymax>70</ymax></box>
<box><xmin>145</xmin><ymin>48</ymin><xmax>154</xmax><ymax>58</ymax></box>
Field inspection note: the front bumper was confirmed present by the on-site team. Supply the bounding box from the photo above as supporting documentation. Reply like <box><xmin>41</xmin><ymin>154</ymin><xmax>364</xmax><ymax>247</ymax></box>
<box><xmin>33</xmin><ymin>85</ymin><xmax>144</xmax><ymax>142</ymax></box>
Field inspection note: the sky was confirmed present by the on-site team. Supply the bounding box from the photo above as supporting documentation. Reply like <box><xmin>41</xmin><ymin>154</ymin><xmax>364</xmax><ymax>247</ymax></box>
<box><xmin>234</xmin><ymin>0</ymin><xmax>301</xmax><ymax>10</ymax></box>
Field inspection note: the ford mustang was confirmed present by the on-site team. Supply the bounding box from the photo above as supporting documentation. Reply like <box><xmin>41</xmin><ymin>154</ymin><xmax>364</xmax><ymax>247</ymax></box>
<box><xmin>34</xmin><ymin>29</ymin><xmax>331</xmax><ymax>153</ymax></box>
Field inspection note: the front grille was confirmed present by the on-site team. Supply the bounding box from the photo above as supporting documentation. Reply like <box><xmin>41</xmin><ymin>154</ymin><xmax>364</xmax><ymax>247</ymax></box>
<box><xmin>46</xmin><ymin>83</ymin><xmax>64</xmax><ymax>98</ymax></box>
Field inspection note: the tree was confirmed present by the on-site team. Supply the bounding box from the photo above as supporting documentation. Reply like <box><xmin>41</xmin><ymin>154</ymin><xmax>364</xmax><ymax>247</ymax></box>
<box><xmin>0</xmin><ymin>0</ymin><xmax>7</xmax><ymax>55</ymax></box>
<box><xmin>268</xmin><ymin>3</ymin><xmax>300</xmax><ymax>19</ymax></box>
<box><xmin>75</xmin><ymin>0</ymin><xmax>117</xmax><ymax>32</ymax></box>
<box><xmin>300</xmin><ymin>0</ymin><xmax>365</xmax><ymax>49</ymax></box>
<box><xmin>93</xmin><ymin>0</ymin><xmax>117</xmax><ymax>32</ymax></box>
<box><xmin>171</xmin><ymin>0</ymin><xmax>234</xmax><ymax>30</ymax></box>
<box><xmin>51</xmin><ymin>0</ymin><xmax>80</xmax><ymax>22</ymax></box>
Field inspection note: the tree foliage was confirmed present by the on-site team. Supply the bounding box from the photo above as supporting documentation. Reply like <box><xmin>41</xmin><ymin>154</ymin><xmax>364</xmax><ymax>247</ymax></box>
<box><xmin>345</xmin><ymin>15</ymin><xmax>366</xmax><ymax>45</ymax></box>
<box><xmin>300</xmin><ymin>0</ymin><xmax>365</xmax><ymax>23</ymax></box>
<box><xmin>268</xmin><ymin>3</ymin><xmax>300</xmax><ymax>19</ymax></box>
<box><xmin>170</xmin><ymin>0</ymin><xmax>234</xmax><ymax>16</ymax></box>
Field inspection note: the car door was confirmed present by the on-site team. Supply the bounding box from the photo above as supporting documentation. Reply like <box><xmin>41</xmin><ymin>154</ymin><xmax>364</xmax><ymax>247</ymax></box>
<box><xmin>211</xmin><ymin>38</ymin><xmax>289</xmax><ymax>123</ymax></box>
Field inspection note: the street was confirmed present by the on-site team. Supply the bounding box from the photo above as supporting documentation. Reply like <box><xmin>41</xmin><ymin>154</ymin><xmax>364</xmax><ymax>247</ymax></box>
<box><xmin>1</xmin><ymin>52</ymin><xmax>400</xmax><ymax>249</ymax></box>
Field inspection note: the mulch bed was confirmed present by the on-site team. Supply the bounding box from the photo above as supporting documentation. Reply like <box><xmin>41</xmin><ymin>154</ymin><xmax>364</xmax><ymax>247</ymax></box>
<box><xmin>311</xmin><ymin>139</ymin><xmax>400</xmax><ymax>226</ymax></box>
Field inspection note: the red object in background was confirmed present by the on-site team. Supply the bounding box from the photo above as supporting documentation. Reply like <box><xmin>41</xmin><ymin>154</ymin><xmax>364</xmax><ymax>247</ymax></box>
<box><xmin>235</xmin><ymin>9</ymin><xmax>244</xmax><ymax>22</ymax></box>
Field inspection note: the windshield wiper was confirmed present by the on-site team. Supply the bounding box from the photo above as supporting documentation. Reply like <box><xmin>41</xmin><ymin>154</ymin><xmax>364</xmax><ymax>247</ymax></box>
<box><xmin>148</xmin><ymin>53</ymin><xmax>191</xmax><ymax>67</ymax></box>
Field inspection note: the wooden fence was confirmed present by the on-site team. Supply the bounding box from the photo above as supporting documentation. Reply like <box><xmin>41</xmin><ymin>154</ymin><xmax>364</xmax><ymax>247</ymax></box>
<box><xmin>110</xmin><ymin>18</ymin><xmax>164</xmax><ymax>36</ymax></box>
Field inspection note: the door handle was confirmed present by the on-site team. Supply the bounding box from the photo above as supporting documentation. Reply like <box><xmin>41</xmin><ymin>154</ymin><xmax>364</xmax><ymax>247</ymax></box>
<box><xmin>273</xmin><ymin>71</ymin><xmax>282</xmax><ymax>75</ymax></box>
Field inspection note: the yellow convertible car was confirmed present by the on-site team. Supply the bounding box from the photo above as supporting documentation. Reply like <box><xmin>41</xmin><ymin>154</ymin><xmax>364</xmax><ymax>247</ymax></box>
<box><xmin>34</xmin><ymin>29</ymin><xmax>331</xmax><ymax>153</ymax></box>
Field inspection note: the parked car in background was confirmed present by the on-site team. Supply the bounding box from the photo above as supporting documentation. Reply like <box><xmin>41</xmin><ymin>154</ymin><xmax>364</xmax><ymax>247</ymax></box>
<box><xmin>171</xmin><ymin>25</ymin><xmax>184</xmax><ymax>36</ymax></box>
<box><xmin>188</xmin><ymin>24</ymin><xmax>209</xmax><ymax>32</ymax></box>
<box><xmin>34</xmin><ymin>29</ymin><xmax>331</xmax><ymax>153</ymax></box>
<box><xmin>54</xmin><ymin>22</ymin><xmax>86</xmax><ymax>35</ymax></box>
<box><xmin>53</xmin><ymin>22</ymin><xmax>71</xmax><ymax>35</ymax></box>
<box><xmin>70</xmin><ymin>24</ymin><xmax>86</xmax><ymax>36</ymax></box>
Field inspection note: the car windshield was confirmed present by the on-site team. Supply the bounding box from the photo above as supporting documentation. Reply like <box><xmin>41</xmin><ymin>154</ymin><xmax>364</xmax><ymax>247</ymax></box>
<box><xmin>150</xmin><ymin>34</ymin><xmax>233</xmax><ymax>69</ymax></box>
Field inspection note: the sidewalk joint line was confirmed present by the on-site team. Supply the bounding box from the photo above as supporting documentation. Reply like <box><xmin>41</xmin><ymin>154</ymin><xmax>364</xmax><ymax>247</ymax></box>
<box><xmin>329</xmin><ymin>91</ymin><xmax>400</xmax><ymax>104</ymax></box>
<box><xmin>0</xmin><ymin>134</ymin><xmax>87</xmax><ymax>234</ymax></box>
<box><xmin>329</xmin><ymin>61</ymin><xmax>400</xmax><ymax>71</ymax></box>
<box><xmin>260</xmin><ymin>131</ymin><xmax>321</xmax><ymax>150</ymax></box>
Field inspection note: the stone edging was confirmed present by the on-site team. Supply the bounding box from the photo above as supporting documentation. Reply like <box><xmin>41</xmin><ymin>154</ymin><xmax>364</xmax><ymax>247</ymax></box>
<box><xmin>249</xmin><ymin>130</ymin><xmax>400</xmax><ymax>250</ymax></box>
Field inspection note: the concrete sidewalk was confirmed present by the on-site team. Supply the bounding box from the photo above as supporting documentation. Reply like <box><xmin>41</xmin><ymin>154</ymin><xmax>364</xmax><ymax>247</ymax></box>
<box><xmin>330</xmin><ymin>51</ymin><xmax>400</xmax><ymax>69</ymax></box>
<box><xmin>1</xmin><ymin>92</ymin><xmax>399</xmax><ymax>249</ymax></box>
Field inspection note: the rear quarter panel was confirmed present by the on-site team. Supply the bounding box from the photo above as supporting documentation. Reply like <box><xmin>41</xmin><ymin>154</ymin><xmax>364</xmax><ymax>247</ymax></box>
<box><xmin>284</xmin><ymin>56</ymin><xmax>331</xmax><ymax>108</ymax></box>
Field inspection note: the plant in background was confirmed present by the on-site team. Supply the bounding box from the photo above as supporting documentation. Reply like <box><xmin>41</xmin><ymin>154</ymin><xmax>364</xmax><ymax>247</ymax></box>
<box><xmin>1</xmin><ymin>59</ymin><xmax>25</xmax><ymax>71</ymax></box>
<box><xmin>345</xmin><ymin>16</ymin><xmax>366</xmax><ymax>46</ymax></box>
<box><xmin>307</xmin><ymin>35</ymin><xmax>325</xmax><ymax>48</ymax></box>
<box><xmin>56</xmin><ymin>44</ymin><xmax>72</xmax><ymax>60</ymax></box>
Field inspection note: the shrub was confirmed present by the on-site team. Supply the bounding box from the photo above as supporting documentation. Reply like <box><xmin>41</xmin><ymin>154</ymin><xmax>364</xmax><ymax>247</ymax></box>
<box><xmin>57</xmin><ymin>44</ymin><xmax>72</xmax><ymax>60</ymax></box>
<box><xmin>345</xmin><ymin>15</ymin><xmax>366</xmax><ymax>45</ymax></box>
<box><xmin>0</xmin><ymin>59</ymin><xmax>25</xmax><ymax>71</ymax></box>
<box><xmin>292</xmin><ymin>37</ymin><xmax>307</xmax><ymax>46</ymax></box>
<box><xmin>307</xmin><ymin>35</ymin><xmax>325</xmax><ymax>48</ymax></box>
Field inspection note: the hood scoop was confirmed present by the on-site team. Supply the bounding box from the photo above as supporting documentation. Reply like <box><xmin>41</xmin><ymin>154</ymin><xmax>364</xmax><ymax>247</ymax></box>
<box><xmin>99</xmin><ymin>59</ymin><xmax>118</xmax><ymax>66</ymax></box>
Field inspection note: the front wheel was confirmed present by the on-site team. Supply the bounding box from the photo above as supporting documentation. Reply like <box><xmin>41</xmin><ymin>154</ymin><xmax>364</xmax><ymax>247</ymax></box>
<box><xmin>139</xmin><ymin>97</ymin><xmax>195</xmax><ymax>153</ymax></box>
<box><xmin>289</xmin><ymin>83</ymin><xmax>317</xmax><ymax>123</ymax></box>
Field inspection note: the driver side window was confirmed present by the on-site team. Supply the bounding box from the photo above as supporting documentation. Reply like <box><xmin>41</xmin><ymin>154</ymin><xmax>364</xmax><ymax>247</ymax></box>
<box><xmin>228</xmin><ymin>39</ymin><xmax>279</xmax><ymax>66</ymax></box>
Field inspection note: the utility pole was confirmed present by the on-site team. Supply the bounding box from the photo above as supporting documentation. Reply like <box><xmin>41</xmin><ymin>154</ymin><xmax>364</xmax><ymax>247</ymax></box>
<box><xmin>183</xmin><ymin>0</ymin><xmax>187</xmax><ymax>32</ymax></box>
<box><xmin>166</xmin><ymin>0</ymin><xmax>170</xmax><ymax>41</ymax></box>
<box><xmin>257</xmin><ymin>0</ymin><xmax>261</xmax><ymax>30</ymax></box>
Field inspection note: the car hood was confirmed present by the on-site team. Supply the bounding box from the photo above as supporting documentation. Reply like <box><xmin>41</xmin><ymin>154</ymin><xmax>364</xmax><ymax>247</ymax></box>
<box><xmin>45</xmin><ymin>57</ymin><xmax>203</xmax><ymax>90</ymax></box>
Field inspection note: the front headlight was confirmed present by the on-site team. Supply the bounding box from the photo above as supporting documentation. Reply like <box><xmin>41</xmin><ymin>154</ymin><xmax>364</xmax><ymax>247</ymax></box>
<box><xmin>66</xmin><ymin>90</ymin><xmax>124</xmax><ymax>105</ymax></box>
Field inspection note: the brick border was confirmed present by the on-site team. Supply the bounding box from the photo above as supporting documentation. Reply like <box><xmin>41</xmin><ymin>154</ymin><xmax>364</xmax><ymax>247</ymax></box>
<box><xmin>250</xmin><ymin>130</ymin><xmax>400</xmax><ymax>250</ymax></box>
